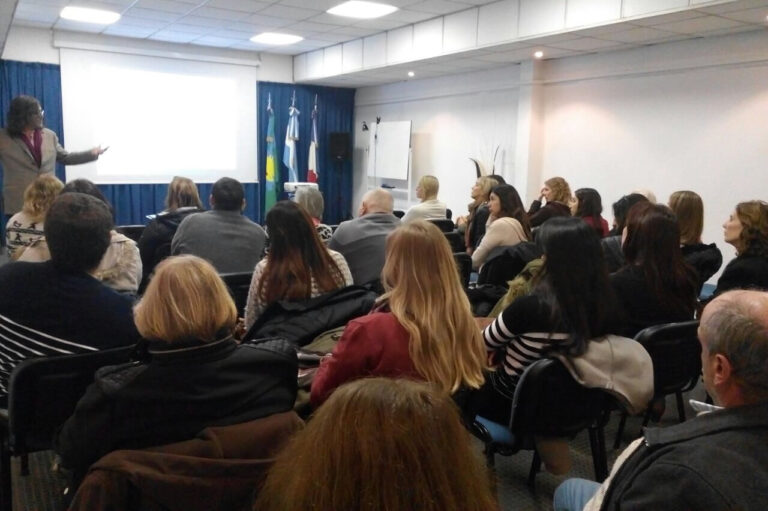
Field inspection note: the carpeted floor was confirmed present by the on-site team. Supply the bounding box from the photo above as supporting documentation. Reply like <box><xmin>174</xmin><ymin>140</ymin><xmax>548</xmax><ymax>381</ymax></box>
<box><xmin>9</xmin><ymin>383</ymin><xmax>708</xmax><ymax>511</ymax></box>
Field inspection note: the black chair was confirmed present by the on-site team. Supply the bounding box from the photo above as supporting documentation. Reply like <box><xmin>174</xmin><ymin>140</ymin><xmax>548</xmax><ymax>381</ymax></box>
<box><xmin>427</xmin><ymin>218</ymin><xmax>455</xmax><ymax>233</ymax></box>
<box><xmin>613</xmin><ymin>320</ymin><xmax>701</xmax><ymax>449</ymax></box>
<box><xmin>444</xmin><ymin>231</ymin><xmax>465</xmax><ymax>253</ymax></box>
<box><xmin>446</xmin><ymin>208</ymin><xmax>452</xmax><ymax>220</ymax></box>
<box><xmin>393</xmin><ymin>210</ymin><xmax>405</xmax><ymax>219</ymax></box>
<box><xmin>472</xmin><ymin>359</ymin><xmax>610</xmax><ymax>489</ymax></box>
<box><xmin>220</xmin><ymin>272</ymin><xmax>254</xmax><ymax>314</ymax></box>
<box><xmin>477</xmin><ymin>242</ymin><xmax>542</xmax><ymax>286</ymax></box>
<box><xmin>453</xmin><ymin>252</ymin><xmax>472</xmax><ymax>289</ymax></box>
<box><xmin>116</xmin><ymin>224</ymin><xmax>145</xmax><ymax>242</ymax></box>
<box><xmin>0</xmin><ymin>347</ymin><xmax>133</xmax><ymax>511</ymax></box>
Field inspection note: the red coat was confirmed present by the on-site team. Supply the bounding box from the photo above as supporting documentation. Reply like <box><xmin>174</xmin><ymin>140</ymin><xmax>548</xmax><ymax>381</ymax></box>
<box><xmin>310</xmin><ymin>312</ymin><xmax>422</xmax><ymax>407</ymax></box>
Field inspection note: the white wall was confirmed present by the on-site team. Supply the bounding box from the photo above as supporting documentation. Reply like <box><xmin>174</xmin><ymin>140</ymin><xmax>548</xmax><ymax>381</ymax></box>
<box><xmin>2</xmin><ymin>26</ymin><xmax>59</xmax><ymax>64</ymax></box>
<box><xmin>354</xmin><ymin>65</ymin><xmax>521</xmax><ymax>217</ymax></box>
<box><xmin>540</xmin><ymin>30</ymin><xmax>768</xmax><ymax>277</ymax></box>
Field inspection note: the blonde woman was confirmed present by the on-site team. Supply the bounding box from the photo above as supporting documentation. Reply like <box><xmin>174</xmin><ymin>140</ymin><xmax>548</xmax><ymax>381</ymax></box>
<box><xmin>5</xmin><ymin>174</ymin><xmax>63</xmax><ymax>259</ymax></box>
<box><xmin>668</xmin><ymin>190</ymin><xmax>722</xmax><ymax>292</ymax></box>
<box><xmin>401</xmin><ymin>175</ymin><xmax>447</xmax><ymax>223</ymax></box>
<box><xmin>311</xmin><ymin>220</ymin><xmax>487</xmax><ymax>408</ymax></box>
<box><xmin>54</xmin><ymin>255</ymin><xmax>298</xmax><ymax>484</ymax></box>
<box><xmin>528</xmin><ymin>176</ymin><xmax>572</xmax><ymax>227</ymax></box>
<box><xmin>456</xmin><ymin>175</ymin><xmax>495</xmax><ymax>254</ymax></box>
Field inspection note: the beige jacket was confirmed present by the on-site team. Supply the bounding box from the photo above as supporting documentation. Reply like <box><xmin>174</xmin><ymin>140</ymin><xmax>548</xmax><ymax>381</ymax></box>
<box><xmin>0</xmin><ymin>128</ymin><xmax>96</xmax><ymax>213</ymax></box>
<box><xmin>471</xmin><ymin>217</ymin><xmax>527</xmax><ymax>270</ymax></box>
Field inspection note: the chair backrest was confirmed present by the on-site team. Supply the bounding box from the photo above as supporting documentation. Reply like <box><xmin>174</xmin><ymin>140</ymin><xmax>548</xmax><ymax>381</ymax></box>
<box><xmin>453</xmin><ymin>252</ymin><xmax>472</xmax><ymax>289</ymax></box>
<box><xmin>7</xmin><ymin>346</ymin><xmax>133</xmax><ymax>454</ymax></box>
<box><xmin>477</xmin><ymin>242</ymin><xmax>542</xmax><ymax>286</ymax></box>
<box><xmin>219</xmin><ymin>272</ymin><xmax>254</xmax><ymax>314</ymax></box>
<box><xmin>510</xmin><ymin>358</ymin><xmax>608</xmax><ymax>449</ymax></box>
<box><xmin>116</xmin><ymin>225</ymin><xmax>145</xmax><ymax>242</ymax></box>
<box><xmin>634</xmin><ymin>320</ymin><xmax>701</xmax><ymax>397</ymax></box>
<box><xmin>393</xmin><ymin>210</ymin><xmax>405</xmax><ymax>219</ymax></box>
<box><xmin>444</xmin><ymin>231</ymin><xmax>466</xmax><ymax>253</ymax></box>
<box><xmin>427</xmin><ymin>218</ymin><xmax>455</xmax><ymax>233</ymax></box>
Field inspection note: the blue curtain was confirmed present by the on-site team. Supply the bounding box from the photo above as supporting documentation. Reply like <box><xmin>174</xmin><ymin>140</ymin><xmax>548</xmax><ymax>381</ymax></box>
<box><xmin>257</xmin><ymin>82</ymin><xmax>355</xmax><ymax>225</ymax></box>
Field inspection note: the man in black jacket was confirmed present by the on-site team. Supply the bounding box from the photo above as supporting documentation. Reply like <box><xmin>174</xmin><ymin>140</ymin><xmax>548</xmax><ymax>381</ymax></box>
<box><xmin>554</xmin><ymin>289</ymin><xmax>768</xmax><ymax>511</ymax></box>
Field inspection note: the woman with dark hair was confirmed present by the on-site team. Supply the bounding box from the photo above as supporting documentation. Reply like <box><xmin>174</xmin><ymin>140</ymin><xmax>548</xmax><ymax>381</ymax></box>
<box><xmin>611</xmin><ymin>202</ymin><xmax>698</xmax><ymax>336</ymax></box>
<box><xmin>258</xmin><ymin>378</ymin><xmax>496</xmax><ymax>511</ymax></box>
<box><xmin>668</xmin><ymin>190</ymin><xmax>722</xmax><ymax>293</ymax></box>
<box><xmin>713</xmin><ymin>200</ymin><xmax>768</xmax><ymax>296</ymax></box>
<box><xmin>571</xmin><ymin>188</ymin><xmax>609</xmax><ymax>237</ymax></box>
<box><xmin>0</xmin><ymin>95</ymin><xmax>105</xmax><ymax>218</ymax></box>
<box><xmin>471</xmin><ymin>184</ymin><xmax>531</xmax><ymax>269</ymax></box>
<box><xmin>138</xmin><ymin>176</ymin><xmax>204</xmax><ymax>285</ymax></box>
<box><xmin>19</xmin><ymin>178</ymin><xmax>142</xmax><ymax>294</ymax></box>
<box><xmin>527</xmin><ymin>176</ymin><xmax>572</xmax><ymax>227</ymax></box>
<box><xmin>479</xmin><ymin>217</ymin><xmax>621</xmax><ymax>421</ymax></box>
<box><xmin>602</xmin><ymin>193</ymin><xmax>649</xmax><ymax>272</ymax></box>
<box><xmin>244</xmin><ymin>201</ymin><xmax>352</xmax><ymax>329</ymax></box>
<box><xmin>456</xmin><ymin>175</ymin><xmax>494</xmax><ymax>254</ymax></box>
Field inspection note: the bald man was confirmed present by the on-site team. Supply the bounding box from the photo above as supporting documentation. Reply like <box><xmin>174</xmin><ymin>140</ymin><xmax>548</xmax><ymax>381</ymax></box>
<box><xmin>329</xmin><ymin>189</ymin><xmax>400</xmax><ymax>287</ymax></box>
<box><xmin>555</xmin><ymin>289</ymin><xmax>768</xmax><ymax>511</ymax></box>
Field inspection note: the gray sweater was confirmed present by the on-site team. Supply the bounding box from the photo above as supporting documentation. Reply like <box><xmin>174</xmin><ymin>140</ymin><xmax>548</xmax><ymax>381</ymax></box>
<box><xmin>329</xmin><ymin>213</ymin><xmax>400</xmax><ymax>286</ymax></box>
<box><xmin>171</xmin><ymin>210</ymin><xmax>266</xmax><ymax>273</ymax></box>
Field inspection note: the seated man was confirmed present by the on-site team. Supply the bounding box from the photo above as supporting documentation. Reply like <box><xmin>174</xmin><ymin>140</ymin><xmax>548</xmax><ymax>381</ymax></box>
<box><xmin>554</xmin><ymin>289</ymin><xmax>768</xmax><ymax>511</ymax></box>
<box><xmin>0</xmin><ymin>193</ymin><xmax>140</xmax><ymax>403</ymax></box>
<box><xmin>171</xmin><ymin>177</ymin><xmax>266</xmax><ymax>274</ymax></box>
<box><xmin>328</xmin><ymin>189</ymin><xmax>400</xmax><ymax>287</ymax></box>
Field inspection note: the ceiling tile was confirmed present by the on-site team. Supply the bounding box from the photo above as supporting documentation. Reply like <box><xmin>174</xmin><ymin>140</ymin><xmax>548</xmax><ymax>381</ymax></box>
<box><xmin>629</xmin><ymin>9</ymin><xmax>707</xmax><ymax>26</ymax></box>
<box><xmin>654</xmin><ymin>14</ymin><xmax>747</xmax><ymax>33</ymax></box>
<box><xmin>571</xmin><ymin>21</ymin><xmax>642</xmax><ymax>36</ymax></box>
<box><xmin>597</xmin><ymin>25</ymin><xmax>678</xmax><ymax>43</ymax></box>
<box><xmin>285</xmin><ymin>20</ymin><xmax>339</xmax><ymax>32</ymax></box>
<box><xmin>204</xmin><ymin>0</ymin><xmax>270</xmax><ymax>13</ymax></box>
<box><xmin>548</xmin><ymin>36</ymin><xmax>627</xmax><ymax>51</ymax></box>
<box><xmin>352</xmin><ymin>18</ymin><xmax>404</xmax><ymax>30</ymax></box>
<box><xmin>175</xmin><ymin>14</ymin><xmax>229</xmax><ymax>26</ymax></box>
<box><xmin>695</xmin><ymin>0</ymin><xmax>768</xmax><ymax>14</ymax></box>
<box><xmin>133</xmin><ymin>0</ymin><xmax>195</xmax><ymax>14</ymax></box>
<box><xmin>257</xmin><ymin>4</ymin><xmax>322</xmax><ymax>20</ymax></box>
<box><xmin>162</xmin><ymin>22</ymin><xmax>212</xmax><ymax>33</ymax></box>
<box><xmin>309</xmin><ymin>31</ymin><xmax>355</xmax><ymax>42</ymax></box>
<box><xmin>280</xmin><ymin>0</ymin><xmax>340</xmax><ymax>10</ymax></box>
<box><xmin>149</xmin><ymin>29</ymin><xmax>201</xmax><ymax>42</ymax></box>
<box><xmin>190</xmin><ymin>35</ymin><xmax>240</xmax><ymax>46</ymax></box>
<box><xmin>305</xmin><ymin>12</ymin><xmax>360</xmax><ymax>25</ymax></box>
<box><xmin>331</xmin><ymin>25</ymin><xmax>380</xmax><ymax>37</ymax></box>
<box><xmin>719</xmin><ymin>7</ymin><xmax>768</xmax><ymax>23</ymax></box>
<box><xmin>189</xmin><ymin>6</ymin><xmax>249</xmax><ymax>20</ymax></box>
<box><xmin>385</xmin><ymin>8</ymin><xmax>438</xmax><ymax>23</ymax></box>
<box><xmin>124</xmin><ymin>7</ymin><xmax>182</xmax><ymax>21</ymax></box>
<box><xmin>244</xmin><ymin>13</ymin><xmax>295</xmax><ymax>27</ymax></box>
<box><xmin>407</xmin><ymin>0</ymin><xmax>474</xmax><ymax>15</ymax></box>
<box><xmin>102</xmin><ymin>24</ymin><xmax>158</xmax><ymax>37</ymax></box>
<box><xmin>209</xmin><ymin>28</ymin><xmax>253</xmax><ymax>39</ymax></box>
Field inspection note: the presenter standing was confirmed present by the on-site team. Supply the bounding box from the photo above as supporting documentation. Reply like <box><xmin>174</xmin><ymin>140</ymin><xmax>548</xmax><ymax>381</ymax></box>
<box><xmin>0</xmin><ymin>95</ymin><xmax>107</xmax><ymax>220</ymax></box>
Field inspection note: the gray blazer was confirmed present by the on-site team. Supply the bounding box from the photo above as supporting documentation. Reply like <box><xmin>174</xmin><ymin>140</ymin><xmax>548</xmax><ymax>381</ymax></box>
<box><xmin>0</xmin><ymin>128</ymin><xmax>97</xmax><ymax>214</ymax></box>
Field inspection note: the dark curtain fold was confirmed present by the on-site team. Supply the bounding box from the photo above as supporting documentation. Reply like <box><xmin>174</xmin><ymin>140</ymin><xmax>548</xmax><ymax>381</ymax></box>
<box><xmin>99</xmin><ymin>183</ymin><xmax>259</xmax><ymax>226</ymax></box>
<box><xmin>257</xmin><ymin>82</ymin><xmax>355</xmax><ymax>225</ymax></box>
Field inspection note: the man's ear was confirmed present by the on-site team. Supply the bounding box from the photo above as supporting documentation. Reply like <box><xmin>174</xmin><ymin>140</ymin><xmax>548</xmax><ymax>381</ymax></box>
<box><xmin>209</xmin><ymin>194</ymin><xmax>215</xmax><ymax>209</ymax></box>
<box><xmin>241</xmin><ymin>198</ymin><xmax>247</xmax><ymax>212</ymax></box>
<box><xmin>712</xmin><ymin>353</ymin><xmax>733</xmax><ymax>386</ymax></box>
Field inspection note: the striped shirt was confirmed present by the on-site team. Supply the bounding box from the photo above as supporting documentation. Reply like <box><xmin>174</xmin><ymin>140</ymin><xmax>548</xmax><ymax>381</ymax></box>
<box><xmin>0</xmin><ymin>314</ymin><xmax>96</xmax><ymax>397</ymax></box>
<box><xmin>483</xmin><ymin>294</ymin><xmax>571</xmax><ymax>390</ymax></box>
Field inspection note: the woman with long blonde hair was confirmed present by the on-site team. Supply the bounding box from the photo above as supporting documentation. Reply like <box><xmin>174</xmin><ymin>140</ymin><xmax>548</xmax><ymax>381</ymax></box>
<box><xmin>5</xmin><ymin>173</ymin><xmax>63</xmax><ymax>259</ymax></box>
<box><xmin>311</xmin><ymin>220</ymin><xmax>487</xmax><ymax>408</ymax></box>
<box><xmin>258</xmin><ymin>378</ymin><xmax>497</xmax><ymax>511</ymax></box>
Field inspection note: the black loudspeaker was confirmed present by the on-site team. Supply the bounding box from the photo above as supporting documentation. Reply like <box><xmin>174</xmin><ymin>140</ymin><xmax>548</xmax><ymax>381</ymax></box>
<box><xmin>329</xmin><ymin>132</ymin><xmax>351</xmax><ymax>161</ymax></box>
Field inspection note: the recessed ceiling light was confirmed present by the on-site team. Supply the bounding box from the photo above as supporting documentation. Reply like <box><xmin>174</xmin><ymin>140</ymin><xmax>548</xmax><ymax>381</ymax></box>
<box><xmin>327</xmin><ymin>1</ymin><xmax>398</xmax><ymax>19</ymax></box>
<box><xmin>533</xmin><ymin>50</ymin><xmax>544</xmax><ymax>59</ymax></box>
<box><xmin>60</xmin><ymin>6</ymin><xmax>120</xmax><ymax>24</ymax></box>
<box><xmin>250</xmin><ymin>32</ymin><xmax>304</xmax><ymax>45</ymax></box>
<box><xmin>407</xmin><ymin>71</ymin><xmax>415</xmax><ymax>77</ymax></box>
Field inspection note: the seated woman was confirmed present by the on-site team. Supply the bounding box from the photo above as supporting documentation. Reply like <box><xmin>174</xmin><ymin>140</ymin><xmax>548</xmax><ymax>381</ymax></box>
<box><xmin>713</xmin><ymin>200</ymin><xmax>768</xmax><ymax>296</ymax></box>
<box><xmin>456</xmin><ymin>175</ymin><xmax>494</xmax><ymax>255</ymax></box>
<box><xmin>244</xmin><ymin>201</ymin><xmax>352</xmax><ymax>329</ymax></box>
<box><xmin>295</xmin><ymin>186</ymin><xmax>332</xmax><ymax>243</ymax></box>
<box><xmin>610</xmin><ymin>202</ymin><xmax>698</xmax><ymax>337</ymax></box>
<box><xmin>527</xmin><ymin>176</ymin><xmax>572</xmax><ymax>227</ymax></box>
<box><xmin>258</xmin><ymin>378</ymin><xmax>496</xmax><ymax>511</ymax></box>
<box><xmin>601</xmin><ymin>193</ymin><xmax>649</xmax><ymax>272</ymax></box>
<box><xmin>18</xmin><ymin>178</ymin><xmax>142</xmax><ymax>294</ymax></box>
<box><xmin>5</xmin><ymin>174</ymin><xmax>63</xmax><ymax>259</ymax></box>
<box><xmin>479</xmin><ymin>217</ymin><xmax>621</xmax><ymax>423</ymax></box>
<box><xmin>471</xmin><ymin>184</ymin><xmax>531</xmax><ymax>270</ymax></box>
<box><xmin>571</xmin><ymin>187</ymin><xmax>609</xmax><ymax>237</ymax></box>
<box><xmin>401</xmin><ymin>175</ymin><xmax>447</xmax><ymax>223</ymax></box>
<box><xmin>137</xmin><ymin>176</ymin><xmax>204</xmax><ymax>285</ymax></box>
<box><xmin>53</xmin><ymin>255</ymin><xmax>298</xmax><ymax>484</ymax></box>
<box><xmin>668</xmin><ymin>190</ymin><xmax>722</xmax><ymax>293</ymax></box>
<box><xmin>311</xmin><ymin>220</ymin><xmax>488</xmax><ymax>409</ymax></box>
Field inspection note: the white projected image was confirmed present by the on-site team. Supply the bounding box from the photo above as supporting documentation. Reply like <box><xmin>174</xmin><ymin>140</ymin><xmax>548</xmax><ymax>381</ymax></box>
<box><xmin>60</xmin><ymin>48</ymin><xmax>258</xmax><ymax>184</ymax></box>
<box><xmin>93</xmin><ymin>66</ymin><xmax>237</xmax><ymax>177</ymax></box>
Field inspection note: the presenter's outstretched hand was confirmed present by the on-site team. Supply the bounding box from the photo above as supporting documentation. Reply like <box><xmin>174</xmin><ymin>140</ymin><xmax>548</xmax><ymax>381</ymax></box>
<box><xmin>91</xmin><ymin>145</ymin><xmax>109</xmax><ymax>157</ymax></box>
